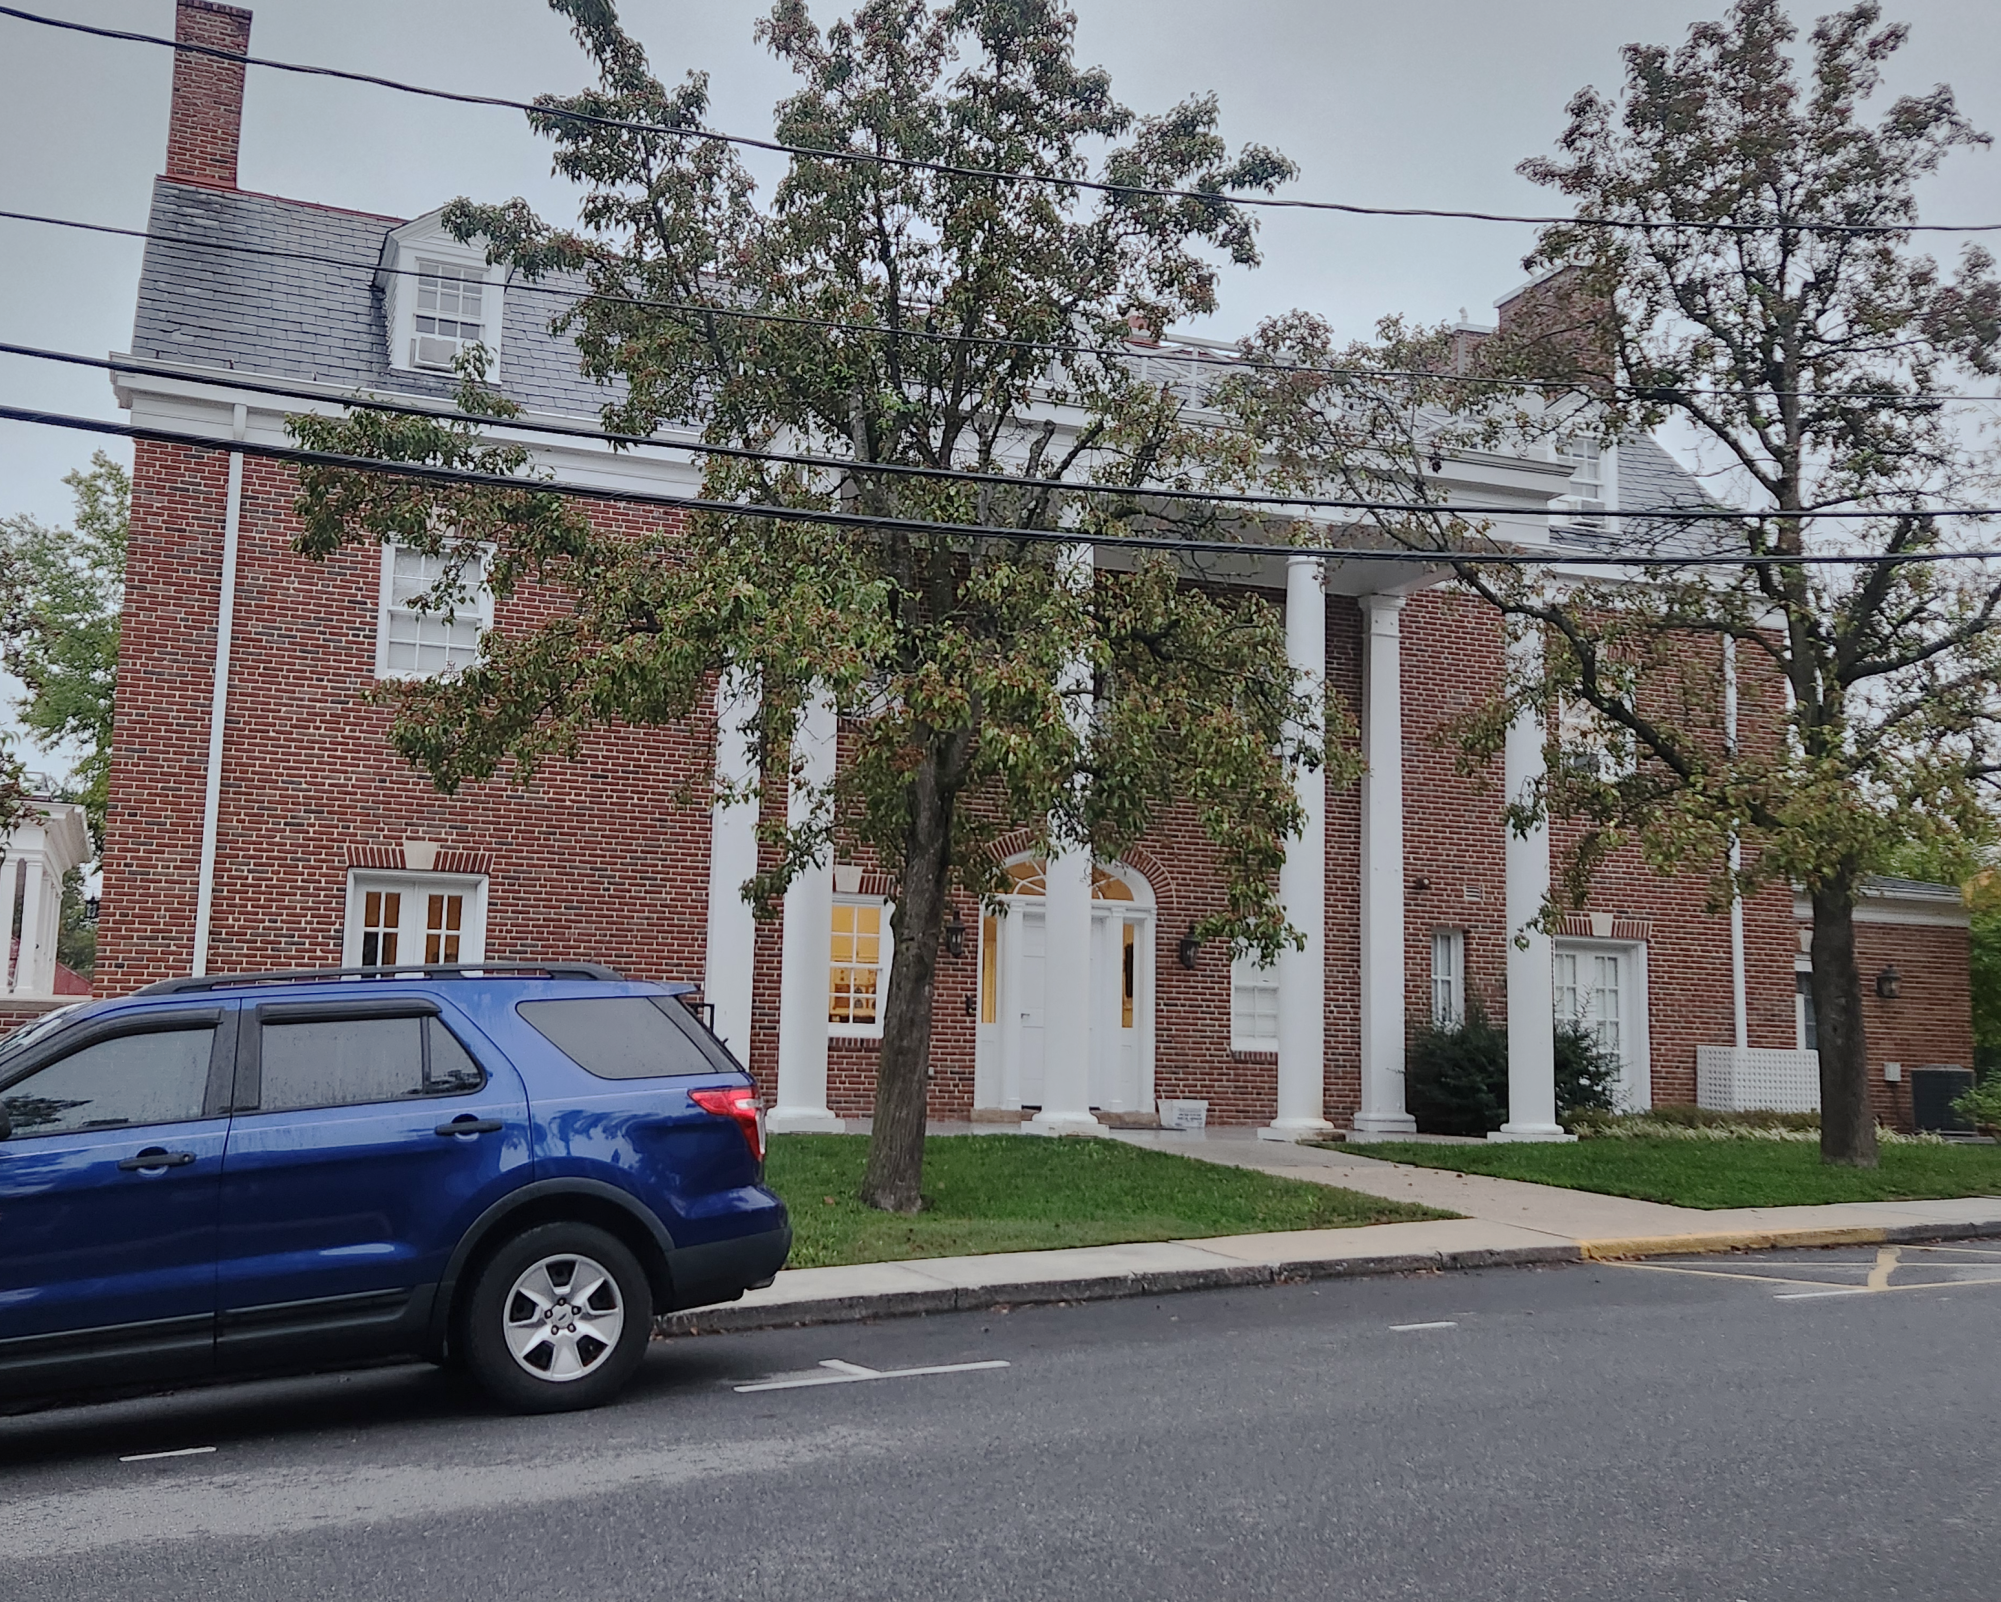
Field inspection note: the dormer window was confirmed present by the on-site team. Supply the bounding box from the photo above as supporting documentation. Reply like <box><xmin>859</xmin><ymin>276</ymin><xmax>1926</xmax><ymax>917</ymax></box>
<box><xmin>1555</xmin><ymin>437</ymin><xmax>1616</xmax><ymax>530</ymax></box>
<box><xmin>411</xmin><ymin>260</ymin><xmax>485</xmax><ymax>371</ymax></box>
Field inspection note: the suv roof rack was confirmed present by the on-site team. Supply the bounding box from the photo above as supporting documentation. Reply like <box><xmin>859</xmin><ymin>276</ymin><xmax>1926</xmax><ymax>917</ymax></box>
<box><xmin>135</xmin><ymin>962</ymin><xmax>633</xmax><ymax>997</ymax></box>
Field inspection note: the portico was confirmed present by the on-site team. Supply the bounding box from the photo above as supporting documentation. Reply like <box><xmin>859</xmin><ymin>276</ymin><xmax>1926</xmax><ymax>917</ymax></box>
<box><xmin>722</xmin><ymin>546</ymin><xmax>1569</xmax><ymax>1141</ymax></box>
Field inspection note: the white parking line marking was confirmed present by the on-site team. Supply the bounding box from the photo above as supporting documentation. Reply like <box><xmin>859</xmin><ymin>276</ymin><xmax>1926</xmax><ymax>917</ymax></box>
<box><xmin>1390</xmin><ymin>1321</ymin><xmax>1459</xmax><ymax>1332</ymax></box>
<box><xmin>735</xmin><ymin>1359</ymin><xmax>1011</xmax><ymax>1393</ymax></box>
<box><xmin>120</xmin><ymin>1446</ymin><xmax>217</xmax><ymax>1463</ymax></box>
<box><xmin>1773</xmin><ymin>1287</ymin><xmax>1875</xmax><ymax>1301</ymax></box>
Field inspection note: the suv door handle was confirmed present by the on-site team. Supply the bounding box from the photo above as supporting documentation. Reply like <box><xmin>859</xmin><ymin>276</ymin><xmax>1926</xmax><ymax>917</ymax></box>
<box><xmin>434</xmin><ymin>1116</ymin><xmax>505</xmax><ymax>1137</ymax></box>
<box><xmin>118</xmin><ymin>1148</ymin><xmax>197</xmax><ymax>1171</ymax></box>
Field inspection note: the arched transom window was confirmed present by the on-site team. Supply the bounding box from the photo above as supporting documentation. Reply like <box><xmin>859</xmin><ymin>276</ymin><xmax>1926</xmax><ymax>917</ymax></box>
<box><xmin>1001</xmin><ymin>858</ymin><xmax>1140</xmax><ymax>902</ymax></box>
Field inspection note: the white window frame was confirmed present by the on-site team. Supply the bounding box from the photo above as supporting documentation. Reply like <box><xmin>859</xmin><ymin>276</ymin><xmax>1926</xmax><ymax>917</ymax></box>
<box><xmin>1230</xmin><ymin>952</ymin><xmax>1280</xmax><ymax>1053</ymax></box>
<box><xmin>342</xmin><ymin>871</ymin><xmax>488</xmax><ymax>969</ymax></box>
<box><xmin>1430</xmin><ymin>928</ymin><xmax>1465</xmax><ymax>1025</ymax></box>
<box><xmin>408</xmin><ymin>258</ymin><xmax>489</xmax><ymax>372</ymax></box>
<box><xmin>1556</xmin><ymin>696</ymin><xmax>1636</xmax><ymax>781</ymax></box>
<box><xmin>1555</xmin><ymin>437</ymin><xmax>1619</xmax><ymax>529</ymax></box>
<box><xmin>375</xmin><ymin>543</ymin><xmax>494</xmax><ymax>681</ymax></box>
<box><xmin>1795</xmin><ymin>957</ymin><xmax>1816</xmax><ymax>1052</ymax></box>
<box><xmin>828</xmin><ymin>895</ymin><xmax>893</xmax><ymax>1040</ymax></box>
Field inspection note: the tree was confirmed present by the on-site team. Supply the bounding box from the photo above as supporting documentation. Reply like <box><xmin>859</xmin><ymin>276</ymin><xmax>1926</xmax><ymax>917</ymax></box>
<box><xmin>1</xmin><ymin>453</ymin><xmax>121</xmax><ymax>974</ymax></box>
<box><xmin>287</xmin><ymin>0</ymin><xmax>1348</xmax><ymax>1211</ymax></box>
<box><xmin>4</xmin><ymin>452</ymin><xmax>127</xmax><ymax>830</ymax></box>
<box><xmin>1229</xmin><ymin>1</ymin><xmax>2001</xmax><ymax>1168</ymax></box>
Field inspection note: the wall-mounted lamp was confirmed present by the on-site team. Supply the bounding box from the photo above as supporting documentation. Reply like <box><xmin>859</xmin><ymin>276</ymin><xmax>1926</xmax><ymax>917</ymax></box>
<box><xmin>944</xmin><ymin>915</ymin><xmax>966</xmax><ymax>958</ymax></box>
<box><xmin>1876</xmin><ymin>963</ymin><xmax>1902</xmax><ymax>1000</ymax></box>
<box><xmin>1177</xmin><ymin>926</ymin><xmax>1203</xmax><ymax>971</ymax></box>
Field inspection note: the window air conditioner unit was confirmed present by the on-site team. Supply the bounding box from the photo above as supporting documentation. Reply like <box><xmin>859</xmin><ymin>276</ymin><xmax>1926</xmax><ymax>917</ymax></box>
<box><xmin>412</xmin><ymin>335</ymin><xmax>461</xmax><ymax>371</ymax></box>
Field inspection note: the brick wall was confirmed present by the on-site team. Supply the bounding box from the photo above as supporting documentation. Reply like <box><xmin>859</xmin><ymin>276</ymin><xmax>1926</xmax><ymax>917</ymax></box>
<box><xmin>1854</xmin><ymin>921</ymin><xmax>1974</xmax><ymax>1130</ymax></box>
<box><xmin>99</xmin><ymin>443</ymin><xmax>718</xmax><ymax>1001</ymax></box>
<box><xmin>165</xmin><ymin>0</ymin><xmax>252</xmax><ymax>190</ymax></box>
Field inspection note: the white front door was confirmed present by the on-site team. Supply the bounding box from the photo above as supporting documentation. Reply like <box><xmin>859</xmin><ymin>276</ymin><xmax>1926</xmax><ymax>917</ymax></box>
<box><xmin>1552</xmin><ymin>940</ymin><xmax>1651</xmax><ymax>1111</ymax></box>
<box><xmin>985</xmin><ymin>899</ymin><xmax>1150</xmax><ymax>1113</ymax></box>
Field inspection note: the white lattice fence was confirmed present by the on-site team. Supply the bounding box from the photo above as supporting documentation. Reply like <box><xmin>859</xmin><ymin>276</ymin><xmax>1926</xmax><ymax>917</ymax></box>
<box><xmin>1696</xmin><ymin>1046</ymin><xmax>1821</xmax><ymax>1114</ymax></box>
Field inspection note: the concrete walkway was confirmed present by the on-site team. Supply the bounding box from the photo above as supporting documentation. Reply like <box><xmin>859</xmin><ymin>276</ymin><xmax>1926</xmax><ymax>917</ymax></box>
<box><xmin>659</xmin><ymin>1125</ymin><xmax>2001</xmax><ymax>1335</ymax></box>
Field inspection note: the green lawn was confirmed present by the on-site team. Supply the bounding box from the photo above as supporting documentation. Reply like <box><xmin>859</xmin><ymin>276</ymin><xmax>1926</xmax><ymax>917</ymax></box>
<box><xmin>766</xmin><ymin>1134</ymin><xmax>1451</xmax><ymax>1269</ymax></box>
<box><xmin>1351</xmin><ymin>1138</ymin><xmax>2001</xmax><ymax>1210</ymax></box>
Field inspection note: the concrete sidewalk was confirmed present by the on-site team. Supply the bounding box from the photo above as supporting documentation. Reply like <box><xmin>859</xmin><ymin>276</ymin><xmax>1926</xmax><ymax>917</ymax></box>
<box><xmin>659</xmin><ymin>1126</ymin><xmax>2001</xmax><ymax>1335</ymax></box>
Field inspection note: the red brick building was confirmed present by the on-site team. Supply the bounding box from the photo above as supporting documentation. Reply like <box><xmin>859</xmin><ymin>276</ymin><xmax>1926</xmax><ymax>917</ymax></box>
<box><xmin>96</xmin><ymin>1</ymin><xmax>1972</xmax><ymax>1134</ymax></box>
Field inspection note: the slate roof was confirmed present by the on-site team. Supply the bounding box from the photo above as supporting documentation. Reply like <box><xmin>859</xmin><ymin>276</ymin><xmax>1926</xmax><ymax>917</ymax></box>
<box><xmin>128</xmin><ymin>176</ymin><xmax>1722</xmax><ymax>525</ymax></box>
<box><xmin>129</xmin><ymin>177</ymin><xmax>617</xmax><ymax>420</ymax></box>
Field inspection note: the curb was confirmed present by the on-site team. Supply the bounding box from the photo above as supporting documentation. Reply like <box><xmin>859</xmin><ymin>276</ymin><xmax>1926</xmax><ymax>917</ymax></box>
<box><xmin>657</xmin><ymin>1216</ymin><xmax>2001</xmax><ymax>1337</ymax></box>
<box><xmin>656</xmin><ymin>1241</ymin><xmax>1582</xmax><ymax>1337</ymax></box>
<box><xmin>1575</xmin><ymin>1217</ymin><xmax>2001</xmax><ymax>1261</ymax></box>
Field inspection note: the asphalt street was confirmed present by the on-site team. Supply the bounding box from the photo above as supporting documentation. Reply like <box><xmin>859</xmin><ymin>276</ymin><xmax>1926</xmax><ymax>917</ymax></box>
<box><xmin>4</xmin><ymin>1244</ymin><xmax>1999</xmax><ymax>1601</ymax></box>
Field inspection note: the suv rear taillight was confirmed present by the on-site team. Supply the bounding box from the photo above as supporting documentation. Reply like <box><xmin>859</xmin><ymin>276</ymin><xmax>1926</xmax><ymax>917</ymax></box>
<box><xmin>689</xmin><ymin>1085</ymin><xmax>765</xmax><ymax>1164</ymax></box>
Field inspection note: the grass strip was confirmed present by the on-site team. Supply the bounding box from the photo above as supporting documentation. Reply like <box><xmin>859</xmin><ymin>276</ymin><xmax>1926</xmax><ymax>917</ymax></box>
<box><xmin>1351</xmin><ymin>1138</ymin><xmax>2001</xmax><ymax>1210</ymax></box>
<box><xmin>767</xmin><ymin>1134</ymin><xmax>1451</xmax><ymax>1270</ymax></box>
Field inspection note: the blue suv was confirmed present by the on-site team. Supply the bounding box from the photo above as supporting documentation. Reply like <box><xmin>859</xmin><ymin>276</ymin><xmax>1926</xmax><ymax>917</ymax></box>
<box><xmin>0</xmin><ymin>965</ymin><xmax>790</xmax><ymax>1413</ymax></box>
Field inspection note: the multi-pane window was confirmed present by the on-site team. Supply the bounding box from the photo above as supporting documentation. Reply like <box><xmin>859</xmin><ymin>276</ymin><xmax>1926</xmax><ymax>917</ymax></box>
<box><xmin>378</xmin><ymin>545</ymin><xmax>491</xmax><ymax>679</ymax></box>
<box><xmin>345</xmin><ymin>874</ymin><xmax>486</xmax><ymax>969</ymax></box>
<box><xmin>411</xmin><ymin>259</ymin><xmax>485</xmax><ymax>371</ymax></box>
<box><xmin>829</xmin><ymin>899</ymin><xmax>890</xmax><ymax>1035</ymax></box>
<box><xmin>1554</xmin><ymin>947</ymin><xmax>1623</xmax><ymax>1060</ymax></box>
<box><xmin>1431</xmin><ymin>928</ymin><xmax>1465</xmax><ymax>1025</ymax></box>
<box><xmin>1796</xmin><ymin>969</ymin><xmax>1818</xmax><ymax>1051</ymax></box>
<box><xmin>1556</xmin><ymin>438</ymin><xmax>1612</xmax><ymax>529</ymax></box>
<box><xmin>1231</xmin><ymin>954</ymin><xmax>1279</xmax><ymax>1052</ymax></box>
<box><xmin>359</xmin><ymin>887</ymin><xmax>403</xmax><ymax>966</ymax></box>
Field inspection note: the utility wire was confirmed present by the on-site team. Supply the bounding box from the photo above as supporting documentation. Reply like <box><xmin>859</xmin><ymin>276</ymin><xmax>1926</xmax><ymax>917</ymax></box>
<box><xmin>5</xmin><ymin>4</ymin><xmax>1995</xmax><ymax>239</ymax></box>
<box><xmin>17</xmin><ymin>340</ymin><xmax>1975</xmax><ymax>527</ymax></box>
<box><xmin>3</xmin><ymin>402</ymin><xmax>1999</xmax><ymax>567</ymax></box>
<box><xmin>8</xmin><ymin>207</ymin><xmax>1998</xmax><ymax>409</ymax></box>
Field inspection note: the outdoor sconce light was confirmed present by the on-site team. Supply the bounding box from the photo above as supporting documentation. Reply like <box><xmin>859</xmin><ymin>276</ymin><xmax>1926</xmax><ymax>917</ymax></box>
<box><xmin>944</xmin><ymin>915</ymin><xmax>966</xmax><ymax>958</ymax></box>
<box><xmin>1177</xmin><ymin>926</ymin><xmax>1203</xmax><ymax>970</ymax></box>
<box><xmin>1876</xmin><ymin>963</ymin><xmax>1902</xmax><ymax>1000</ymax></box>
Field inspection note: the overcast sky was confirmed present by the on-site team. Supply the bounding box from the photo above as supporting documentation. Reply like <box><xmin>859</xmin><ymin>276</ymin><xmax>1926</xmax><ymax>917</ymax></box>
<box><xmin>3</xmin><ymin>0</ymin><xmax>2000</xmax><ymax>528</ymax></box>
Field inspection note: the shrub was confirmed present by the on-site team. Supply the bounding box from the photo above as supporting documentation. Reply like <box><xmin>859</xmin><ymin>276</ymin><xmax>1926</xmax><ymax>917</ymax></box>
<box><xmin>1953</xmin><ymin>1072</ymin><xmax>2001</xmax><ymax>1133</ymax></box>
<box><xmin>1405</xmin><ymin>1001</ymin><xmax>1508</xmax><ymax>1135</ymax></box>
<box><xmin>1405</xmin><ymin>1001</ymin><xmax>1620</xmax><ymax>1136</ymax></box>
<box><xmin>1554</xmin><ymin>1022</ymin><xmax>1620</xmax><ymax>1118</ymax></box>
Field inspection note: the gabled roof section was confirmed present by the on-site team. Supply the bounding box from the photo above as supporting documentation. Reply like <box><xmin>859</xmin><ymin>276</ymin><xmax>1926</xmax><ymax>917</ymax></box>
<box><xmin>129</xmin><ymin>177</ymin><xmax>619</xmax><ymax>420</ymax></box>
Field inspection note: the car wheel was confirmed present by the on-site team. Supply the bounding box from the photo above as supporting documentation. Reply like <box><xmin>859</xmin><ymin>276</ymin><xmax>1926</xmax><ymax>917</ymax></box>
<box><xmin>460</xmin><ymin>1222</ymin><xmax>653</xmax><ymax>1413</ymax></box>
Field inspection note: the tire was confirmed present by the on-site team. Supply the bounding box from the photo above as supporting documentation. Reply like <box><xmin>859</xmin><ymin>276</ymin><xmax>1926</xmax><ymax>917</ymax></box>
<box><xmin>458</xmin><ymin>1222</ymin><xmax>654</xmax><ymax>1414</ymax></box>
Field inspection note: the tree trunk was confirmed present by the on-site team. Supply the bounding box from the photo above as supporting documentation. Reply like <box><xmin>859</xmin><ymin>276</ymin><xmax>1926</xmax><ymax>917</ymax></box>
<box><xmin>860</xmin><ymin>758</ymin><xmax>956</xmax><ymax>1212</ymax></box>
<box><xmin>1809</xmin><ymin>880</ymin><xmax>1878</xmax><ymax>1168</ymax></box>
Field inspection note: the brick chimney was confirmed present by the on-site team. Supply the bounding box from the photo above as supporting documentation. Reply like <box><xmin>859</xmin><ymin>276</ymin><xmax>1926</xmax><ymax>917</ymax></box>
<box><xmin>164</xmin><ymin>0</ymin><xmax>253</xmax><ymax>188</ymax></box>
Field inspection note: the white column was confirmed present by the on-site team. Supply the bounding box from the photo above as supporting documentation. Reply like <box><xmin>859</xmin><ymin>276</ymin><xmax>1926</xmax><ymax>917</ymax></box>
<box><xmin>703</xmin><ymin>670</ymin><xmax>761</xmax><ymax>1063</ymax></box>
<box><xmin>1030</xmin><ymin>543</ymin><xmax>1102</xmax><ymax>1136</ymax></box>
<box><xmin>1493</xmin><ymin>626</ymin><xmax>1572</xmax><ymax>1142</ymax></box>
<box><xmin>11</xmin><ymin>855</ymin><xmax>49</xmax><ymax>996</ymax></box>
<box><xmin>1351</xmin><ymin>592</ymin><xmax>1416</xmax><ymax>1136</ymax></box>
<box><xmin>1724</xmin><ymin>635</ymin><xmax>1749</xmax><ymax>1048</ymax></box>
<box><xmin>1263</xmin><ymin>556</ymin><xmax>1336</xmax><ymax>1140</ymax></box>
<box><xmin>770</xmin><ymin>688</ymin><xmax>845</xmax><ymax>1133</ymax></box>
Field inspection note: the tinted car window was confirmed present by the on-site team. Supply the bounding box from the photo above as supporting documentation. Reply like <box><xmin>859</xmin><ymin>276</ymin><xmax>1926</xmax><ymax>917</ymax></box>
<box><xmin>1</xmin><ymin>1027</ymin><xmax>214</xmax><ymax>1137</ymax></box>
<box><xmin>426</xmin><ymin>1020</ymin><xmax>485</xmax><ymax>1093</ymax></box>
<box><xmin>518</xmin><ymin>996</ymin><xmax>731</xmax><ymax>1080</ymax></box>
<box><xmin>260</xmin><ymin>1015</ymin><xmax>427</xmax><ymax>1112</ymax></box>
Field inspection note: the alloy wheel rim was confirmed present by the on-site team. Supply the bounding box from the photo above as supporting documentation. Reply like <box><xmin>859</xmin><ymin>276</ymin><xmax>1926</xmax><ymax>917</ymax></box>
<box><xmin>502</xmin><ymin>1253</ymin><xmax>625</xmax><ymax>1382</ymax></box>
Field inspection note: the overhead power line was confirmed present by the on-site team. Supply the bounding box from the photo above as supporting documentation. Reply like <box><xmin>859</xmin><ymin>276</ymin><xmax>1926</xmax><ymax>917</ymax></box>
<box><xmin>5</xmin><ymin>4</ymin><xmax>1995</xmax><ymax>239</ymax></box>
<box><xmin>2</xmin><ymin>402</ymin><xmax>1999</xmax><ymax>568</ymax></box>
<box><xmin>13</xmin><ymin>340</ymin><xmax>1978</xmax><ymax>527</ymax></box>
<box><xmin>7</xmin><ymin>207</ymin><xmax>1998</xmax><ymax>409</ymax></box>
